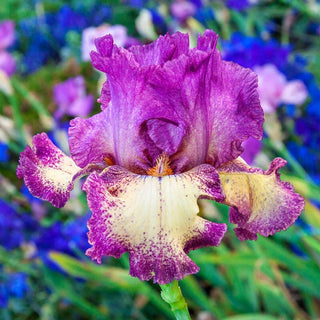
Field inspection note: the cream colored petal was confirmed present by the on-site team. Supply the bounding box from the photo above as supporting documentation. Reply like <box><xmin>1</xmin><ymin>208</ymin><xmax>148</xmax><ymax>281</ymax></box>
<box><xmin>84</xmin><ymin>164</ymin><xmax>226</xmax><ymax>284</ymax></box>
<box><xmin>218</xmin><ymin>157</ymin><xmax>304</xmax><ymax>240</ymax></box>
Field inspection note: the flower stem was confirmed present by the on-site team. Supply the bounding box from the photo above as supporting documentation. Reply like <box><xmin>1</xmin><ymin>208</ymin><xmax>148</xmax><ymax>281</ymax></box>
<box><xmin>159</xmin><ymin>281</ymin><xmax>192</xmax><ymax>320</ymax></box>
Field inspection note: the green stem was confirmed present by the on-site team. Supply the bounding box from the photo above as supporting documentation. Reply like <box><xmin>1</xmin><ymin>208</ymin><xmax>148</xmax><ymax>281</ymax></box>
<box><xmin>159</xmin><ymin>281</ymin><xmax>192</xmax><ymax>320</ymax></box>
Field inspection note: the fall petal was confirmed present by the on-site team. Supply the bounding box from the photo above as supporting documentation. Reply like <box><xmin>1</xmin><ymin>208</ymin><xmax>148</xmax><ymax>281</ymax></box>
<box><xmin>17</xmin><ymin>133</ymin><xmax>81</xmax><ymax>207</ymax></box>
<box><xmin>83</xmin><ymin>164</ymin><xmax>226</xmax><ymax>284</ymax></box>
<box><xmin>218</xmin><ymin>157</ymin><xmax>304</xmax><ymax>240</ymax></box>
<box><xmin>17</xmin><ymin>133</ymin><xmax>101</xmax><ymax>208</ymax></box>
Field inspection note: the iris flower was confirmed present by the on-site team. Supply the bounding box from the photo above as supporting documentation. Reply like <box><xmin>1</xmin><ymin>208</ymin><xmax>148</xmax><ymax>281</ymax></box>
<box><xmin>53</xmin><ymin>76</ymin><xmax>94</xmax><ymax>120</ymax></box>
<box><xmin>17</xmin><ymin>30</ymin><xmax>304</xmax><ymax>284</ymax></box>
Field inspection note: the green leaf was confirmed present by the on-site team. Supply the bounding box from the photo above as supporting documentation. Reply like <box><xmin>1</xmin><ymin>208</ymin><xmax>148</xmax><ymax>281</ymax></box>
<box><xmin>192</xmin><ymin>252</ymin><xmax>257</xmax><ymax>266</ymax></box>
<box><xmin>256</xmin><ymin>237</ymin><xmax>320</xmax><ymax>287</ymax></box>
<box><xmin>257</xmin><ymin>282</ymin><xmax>295</xmax><ymax>316</ymax></box>
<box><xmin>42</xmin><ymin>266</ymin><xmax>108</xmax><ymax>319</ymax></box>
<box><xmin>302</xmin><ymin>235</ymin><xmax>320</xmax><ymax>255</ymax></box>
<box><xmin>281</xmin><ymin>273</ymin><xmax>320</xmax><ymax>299</ymax></box>
<box><xmin>49</xmin><ymin>252</ymin><xmax>174</xmax><ymax>319</ymax></box>
<box><xmin>223</xmin><ymin>315</ymin><xmax>281</xmax><ymax>320</ymax></box>
<box><xmin>180</xmin><ymin>275</ymin><xmax>225</xmax><ymax>319</ymax></box>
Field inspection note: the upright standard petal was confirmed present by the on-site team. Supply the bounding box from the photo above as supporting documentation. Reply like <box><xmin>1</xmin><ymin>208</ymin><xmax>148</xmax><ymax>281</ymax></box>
<box><xmin>89</xmin><ymin>34</ymin><xmax>193</xmax><ymax>172</ymax></box>
<box><xmin>198</xmin><ymin>31</ymin><xmax>263</xmax><ymax>167</ymax></box>
<box><xmin>128</xmin><ymin>32</ymin><xmax>190</xmax><ymax>67</ymax></box>
<box><xmin>83</xmin><ymin>164</ymin><xmax>226</xmax><ymax>284</ymax></box>
<box><xmin>17</xmin><ymin>133</ymin><xmax>91</xmax><ymax>208</ymax></box>
<box><xmin>89</xmin><ymin>30</ymin><xmax>263</xmax><ymax>173</ymax></box>
<box><xmin>218</xmin><ymin>157</ymin><xmax>305</xmax><ymax>240</ymax></box>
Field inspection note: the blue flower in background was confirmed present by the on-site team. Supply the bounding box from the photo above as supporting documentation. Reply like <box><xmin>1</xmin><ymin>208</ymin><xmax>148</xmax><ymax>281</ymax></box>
<box><xmin>287</xmin><ymin>142</ymin><xmax>320</xmax><ymax>184</ymax></box>
<box><xmin>18</xmin><ymin>16</ymin><xmax>59</xmax><ymax>73</ymax></box>
<box><xmin>0</xmin><ymin>198</ymin><xmax>90</xmax><ymax>271</ymax></box>
<box><xmin>0</xmin><ymin>271</ymin><xmax>29</xmax><ymax>308</ymax></box>
<box><xmin>226</xmin><ymin>0</ymin><xmax>252</xmax><ymax>11</ymax></box>
<box><xmin>279</xmin><ymin>55</ymin><xmax>320</xmax><ymax>182</ymax></box>
<box><xmin>0</xmin><ymin>200</ymin><xmax>38</xmax><ymax>250</ymax></box>
<box><xmin>7</xmin><ymin>272</ymin><xmax>29</xmax><ymax>298</ymax></box>
<box><xmin>193</xmin><ymin>6</ymin><xmax>215</xmax><ymax>26</ymax></box>
<box><xmin>0</xmin><ymin>283</ymin><xmax>8</xmax><ymax>308</ymax></box>
<box><xmin>88</xmin><ymin>4</ymin><xmax>112</xmax><ymax>26</ymax></box>
<box><xmin>126</xmin><ymin>0</ymin><xmax>148</xmax><ymax>8</ymax></box>
<box><xmin>34</xmin><ymin>214</ymin><xmax>90</xmax><ymax>270</ymax></box>
<box><xmin>17</xmin><ymin>3</ymin><xmax>112</xmax><ymax>73</ymax></box>
<box><xmin>0</xmin><ymin>142</ymin><xmax>9</xmax><ymax>162</ymax></box>
<box><xmin>222</xmin><ymin>33</ymin><xmax>291</xmax><ymax>69</ymax></box>
<box><xmin>50</xmin><ymin>5</ymin><xmax>87</xmax><ymax>46</ymax></box>
<box><xmin>150</xmin><ymin>9</ymin><xmax>168</xmax><ymax>34</ymax></box>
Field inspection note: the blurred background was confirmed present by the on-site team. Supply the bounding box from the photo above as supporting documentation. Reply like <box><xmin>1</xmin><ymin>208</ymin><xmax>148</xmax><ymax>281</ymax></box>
<box><xmin>0</xmin><ymin>0</ymin><xmax>320</xmax><ymax>319</ymax></box>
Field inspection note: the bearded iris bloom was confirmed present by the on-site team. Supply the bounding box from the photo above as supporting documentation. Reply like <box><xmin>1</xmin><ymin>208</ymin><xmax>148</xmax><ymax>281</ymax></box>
<box><xmin>17</xmin><ymin>30</ymin><xmax>304</xmax><ymax>284</ymax></box>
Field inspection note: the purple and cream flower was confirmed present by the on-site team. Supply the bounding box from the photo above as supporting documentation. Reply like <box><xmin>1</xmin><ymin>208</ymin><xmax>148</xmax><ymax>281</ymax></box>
<box><xmin>17</xmin><ymin>30</ymin><xmax>304</xmax><ymax>284</ymax></box>
<box><xmin>53</xmin><ymin>76</ymin><xmax>94</xmax><ymax>120</ymax></box>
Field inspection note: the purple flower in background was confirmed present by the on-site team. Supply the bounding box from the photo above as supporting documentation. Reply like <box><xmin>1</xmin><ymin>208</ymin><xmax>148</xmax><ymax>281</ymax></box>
<box><xmin>0</xmin><ymin>20</ymin><xmax>15</xmax><ymax>50</ymax></box>
<box><xmin>0</xmin><ymin>20</ymin><xmax>16</xmax><ymax>76</ymax></box>
<box><xmin>0</xmin><ymin>51</ymin><xmax>16</xmax><ymax>76</ymax></box>
<box><xmin>170</xmin><ymin>0</ymin><xmax>197</xmax><ymax>22</ymax></box>
<box><xmin>82</xmin><ymin>24</ymin><xmax>128</xmax><ymax>61</ymax></box>
<box><xmin>254</xmin><ymin>64</ymin><xmax>308</xmax><ymax>113</ymax></box>
<box><xmin>17</xmin><ymin>31</ymin><xmax>304</xmax><ymax>284</ymax></box>
<box><xmin>53</xmin><ymin>76</ymin><xmax>94</xmax><ymax>120</ymax></box>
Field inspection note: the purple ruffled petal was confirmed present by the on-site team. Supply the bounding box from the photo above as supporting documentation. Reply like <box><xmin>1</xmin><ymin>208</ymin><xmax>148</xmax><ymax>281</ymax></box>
<box><xmin>83</xmin><ymin>164</ymin><xmax>226</xmax><ymax>284</ymax></box>
<box><xmin>241</xmin><ymin>137</ymin><xmax>263</xmax><ymax>165</ymax></box>
<box><xmin>88</xmin><ymin>30</ymin><xmax>263</xmax><ymax>173</ymax></box>
<box><xmin>16</xmin><ymin>133</ymin><xmax>100</xmax><ymax>208</ymax></box>
<box><xmin>97</xmin><ymin>81</ymin><xmax>111</xmax><ymax>110</ymax></box>
<box><xmin>218</xmin><ymin>157</ymin><xmax>305</xmax><ymax>240</ymax></box>
<box><xmin>128</xmin><ymin>32</ymin><xmax>190</xmax><ymax>66</ymax></box>
<box><xmin>68</xmin><ymin>110</ymin><xmax>115</xmax><ymax>169</ymax></box>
